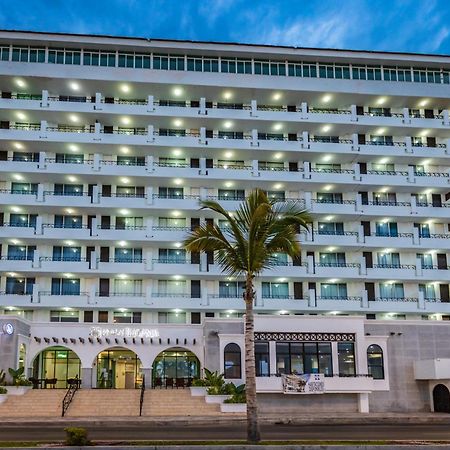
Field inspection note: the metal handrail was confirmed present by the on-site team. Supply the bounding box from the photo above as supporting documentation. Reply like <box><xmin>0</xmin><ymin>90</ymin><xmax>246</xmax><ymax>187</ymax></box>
<box><xmin>139</xmin><ymin>374</ymin><xmax>145</xmax><ymax>416</ymax></box>
<box><xmin>61</xmin><ymin>375</ymin><xmax>80</xmax><ymax>417</ymax></box>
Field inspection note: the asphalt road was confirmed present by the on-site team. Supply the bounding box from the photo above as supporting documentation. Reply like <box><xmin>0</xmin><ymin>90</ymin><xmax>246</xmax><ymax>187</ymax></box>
<box><xmin>2</xmin><ymin>422</ymin><xmax>450</xmax><ymax>442</ymax></box>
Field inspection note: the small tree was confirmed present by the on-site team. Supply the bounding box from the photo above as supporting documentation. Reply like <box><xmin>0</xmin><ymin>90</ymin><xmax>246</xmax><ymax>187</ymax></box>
<box><xmin>185</xmin><ymin>189</ymin><xmax>311</xmax><ymax>442</ymax></box>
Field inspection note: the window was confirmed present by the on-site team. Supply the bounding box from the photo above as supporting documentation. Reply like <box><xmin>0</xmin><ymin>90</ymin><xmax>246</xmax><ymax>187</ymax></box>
<box><xmin>258</xmin><ymin>161</ymin><xmax>284</xmax><ymax>171</ymax></box>
<box><xmin>83</xmin><ymin>49</ymin><xmax>116</xmax><ymax>67</ymax></box>
<box><xmin>84</xmin><ymin>310</ymin><xmax>94</xmax><ymax>323</ymax></box>
<box><xmin>0</xmin><ymin>46</ymin><xmax>9</xmax><ymax>61</ymax></box>
<box><xmin>415</xmin><ymin>223</ymin><xmax>430</xmax><ymax>238</ymax></box>
<box><xmin>5</xmin><ymin>277</ymin><xmax>34</xmax><ymax>295</ymax></box>
<box><xmin>114</xmin><ymin>248</ymin><xmax>142</xmax><ymax>263</ymax></box>
<box><xmin>338</xmin><ymin>342</ymin><xmax>355</xmax><ymax>376</ymax></box>
<box><xmin>115</xmin><ymin>216</ymin><xmax>143</xmax><ymax>230</ymax></box>
<box><xmin>373</xmin><ymin>192</ymin><xmax>397</xmax><ymax>205</ymax></box>
<box><xmin>13</xmin><ymin>152</ymin><xmax>39</xmax><ymax>162</ymax></box>
<box><xmin>320</xmin><ymin>283</ymin><xmax>348</xmax><ymax>299</ymax></box>
<box><xmin>224</xmin><ymin>343</ymin><xmax>242</xmax><ymax>379</ymax></box>
<box><xmin>375</xmin><ymin>222</ymin><xmax>398</xmax><ymax>237</ymax></box>
<box><xmin>118</xmin><ymin>52</ymin><xmax>150</xmax><ymax>68</ymax></box>
<box><xmin>217</xmin><ymin>159</ymin><xmax>245</xmax><ymax>169</ymax></box>
<box><xmin>12</xmin><ymin>46</ymin><xmax>45</xmax><ymax>63</ymax></box>
<box><xmin>417</xmin><ymin>253</ymin><xmax>433</xmax><ymax>269</ymax></box>
<box><xmin>11</xmin><ymin>182</ymin><xmax>38</xmax><ymax>194</ymax></box>
<box><xmin>376</xmin><ymin>252</ymin><xmax>400</xmax><ymax>268</ymax></box>
<box><xmin>319</xmin><ymin>252</ymin><xmax>346</xmax><ymax>266</ymax></box>
<box><xmin>117</xmin><ymin>155</ymin><xmax>145</xmax><ymax>166</ymax></box>
<box><xmin>55</xmin><ymin>153</ymin><xmax>84</xmax><ymax>164</ymax></box>
<box><xmin>50</xmin><ymin>310</ymin><xmax>79</xmax><ymax>322</ymax></box>
<box><xmin>219</xmin><ymin>281</ymin><xmax>245</xmax><ymax>298</ymax></box>
<box><xmin>367</xmin><ymin>344</ymin><xmax>384</xmax><ymax>379</ymax></box>
<box><xmin>218</xmin><ymin>189</ymin><xmax>245</xmax><ymax>200</ymax></box>
<box><xmin>113</xmin><ymin>311</ymin><xmax>142</xmax><ymax>323</ymax></box>
<box><xmin>158</xmin><ymin>217</ymin><xmax>186</xmax><ymax>228</ymax></box>
<box><xmin>51</xmin><ymin>278</ymin><xmax>81</xmax><ymax>295</ymax></box>
<box><xmin>271</xmin><ymin>253</ymin><xmax>288</xmax><ymax>265</ymax></box>
<box><xmin>116</xmin><ymin>185</ymin><xmax>145</xmax><ymax>198</ymax></box>
<box><xmin>98</xmin><ymin>311</ymin><xmax>108</xmax><ymax>323</ymax></box>
<box><xmin>7</xmin><ymin>245</ymin><xmax>35</xmax><ymax>261</ymax></box>
<box><xmin>221</xmin><ymin>58</ymin><xmax>251</xmax><ymax>74</ymax></box>
<box><xmin>419</xmin><ymin>283</ymin><xmax>436</xmax><ymax>301</ymax></box>
<box><xmin>48</xmin><ymin>48</ymin><xmax>81</xmax><ymax>65</ymax></box>
<box><xmin>265</xmin><ymin>191</ymin><xmax>285</xmax><ymax>201</ymax></box>
<box><xmin>316</xmin><ymin>192</ymin><xmax>343</xmax><ymax>204</ymax></box>
<box><xmin>158</xmin><ymin>311</ymin><xmax>186</xmax><ymax>324</ymax></box>
<box><xmin>54</xmin><ymin>184</ymin><xmax>83</xmax><ymax>196</ymax></box>
<box><xmin>153</xmin><ymin>54</ymin><xmax>184</xmax><ymax>70</ymax></box>
<box><xmin>54</xmin><ymin>215</ymin><xmax>82</xmax><ymax>228</ymax></box>
<box><xmin>157</xmin><ymin>279</ymin><xmax>186</xmax><ymax>296</ymax></box>
<box><xmin>113</xmin><ymin>279</ymin><xmax>143</xmax><ymax>296</ymax></box>
<box><xmin>158</xmin><ymin>248</ymin><xmax>186</xmax><ymax>263</ymax></box>
<box><xmin>9</xmin><ymin>214</ymin><xmax>37</xmax><ymax>228</ymax></box>
<box><xmin>158</xmin><ymin>157</ymin><xmax>186</xmax><ymax>167</ymax></box>
<box><xmin>255</xmin><ymin>342</ymin><xmax>270</xmax><ymax>376</ymax></box>
<box><xmin>158</xmin><ymin>187</ymin><xmax>184</xmax><ymax>199</ymax></box>
<box><xmin>379</xmin><ymin>282</ymin><xmax>404</xmax><ymax>299</ymax></box>
<box><xmin>52</xmin><ymin>246</ymin><xmax>81</xmax><ymax>261</ymax></box>
<box><xmin>262</xmin><ymin>282</ymin><xmax>289</xmax><ymax>298</ymax></box>
<box><xmin>276</xmin><ymin>342</ymin><xmax>333</xmax><ymax>375</ymax></box>
<box><xmin>318</xmin><ymin>222</ymin><xmax>344</xmax><ymax>235</ymax></box>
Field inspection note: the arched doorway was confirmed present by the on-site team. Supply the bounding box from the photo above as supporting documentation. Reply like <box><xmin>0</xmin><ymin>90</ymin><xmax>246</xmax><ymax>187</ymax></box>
<box><xmin>32</xmin><ymin>346</ymin><xmax>81</xmax><ymax>389</ymax></box>
<box><xmin>433</xmin><ymin>384</ymin><xmax>450</xmax><ymax>413</ymax></box>
<box><xmin>95</xmin><ymin>347</ymin><xmax>142</xmax><ymax>389</ymax></box>
<box><xmin>152</xmin><ymin>347</ymin><xmax>200</xmax><ymax>388</ymax></box>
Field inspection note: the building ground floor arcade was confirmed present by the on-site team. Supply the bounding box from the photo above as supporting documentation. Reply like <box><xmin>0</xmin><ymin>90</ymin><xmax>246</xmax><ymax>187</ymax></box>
<box><xmin>2</xmin><ymin>314</ymin><xmax>450</xmax><ymax>414</ymax></box>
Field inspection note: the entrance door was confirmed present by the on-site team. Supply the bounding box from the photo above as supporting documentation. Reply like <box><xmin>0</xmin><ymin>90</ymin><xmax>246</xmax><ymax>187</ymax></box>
<box><xmin>433</xmin><ymin>384</ymin><xmax>450</xmax><ymax>412</ymax></box>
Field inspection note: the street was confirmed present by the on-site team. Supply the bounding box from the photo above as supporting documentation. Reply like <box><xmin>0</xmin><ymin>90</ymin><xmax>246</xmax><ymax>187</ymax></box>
<box><xmin>1</xmin><ymin>422</ymin><xmax>450</xmax><ymax>442</ymax></box>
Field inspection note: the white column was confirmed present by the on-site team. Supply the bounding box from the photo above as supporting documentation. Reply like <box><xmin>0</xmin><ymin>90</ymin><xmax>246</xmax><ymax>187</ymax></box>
<box><xmin>199</xmin><ymin>157</ymin><xmax>207</xmax><ymax>175</ymax></box>
<box><xmin>410</xmin><ymin>195</ymin><xmax>417</xmax><ymax>215</ymax></box>
<box><xmin>300</xmin><ymin>102</ymin><xmax>308</xmax><ymax>119</ymax></box>
<box><xmin>361</xmin><ymin>290</ymin><xmax>369</xmax><ymax>308</ymax></box>
<box><xmin>301</xmin><ymin>131</ymin><xmax>309</xmax><ymax>148</ymax></box>
<box><xmin>407</xmin><ymin>165</ymin><xmax>415</xmax><ymax>183</ymax></box>
<box><xmin>405</xmin><ymin>136</ymin><xmax>412</xmax><ymax>154</ymax></box>
<box><xmin>38</xmin><ymin>151</ymin><xmax>46</xmax><ymax>170</ymax></box>
<box><xmin>357</xmin><ymin>225</ymin><xmax>365</xmax><ymax>244</ymax></box>
<box><xmin>418</xmin><ymin>290</ymin><xmax>425</xmax><ymax>310</ymax></box>
<box><xmin>90</xmin><ymin>217</ymin><xmax>98</xmax><ymax>236</ymax></box>
<box><xmin>353</xmin><ymin>162</ymin><xmax>361</xmax><ymax>181</ymax></box>
<box><xmin>304</xmin><ymin>191</ymin><xmax>312</xmax><ymax>210</ymax></box>
<box><xmin>351</xmin><ymin>133</ymin><xmax>359</xmax><ymax>152</ymax></box>
<box><xmin>251</xmin><ymin>159</ymin><xmax>259</xmax><ymax>177</ymax></box>
<box><xmin>145</xmin><ymin>186</ymin><xmax>154</xmax><ymax>205</ymax></box>
<box><xmin>303</xmin><ymin>161</ymin><xmax>311</xmax><ymax>179</ymax></box>
<box><xmin>358</xmin><ymin>393</ymin><xmax>370</xmax><ymax>413</ymax></box>
<box><xmin>359</xmin><ymin>255</ymin><xmax>367</xmax><ymax>276</ymax></box>
<box><xmin>251</xmin><ymin>129</ymin><xmax>258</xmax><ymax>147</ymax></box>
<box><xmin>350</xmin><ymin>104</ymin><xmax>357</xmax><ymax>122</ymax></box>
<box><xmin>147</xmin><ymin>95</ymin><xmax>154</xmax><ymax>112</ymax></box>
<box><xmin>35</xmin><ymin>215</ymin><xmax>43</xmax><ymax>235</ymax></box>
<box><xmin>250</xmin><ymin>100</ymin><xmax>257</xmax><ymax>117</ymax></box>
<box><xmin>146</xmin><ymin>154</ymin><xmax>155</xmax><ymax>172</ymax></box>
<box><xmin>443</xmin><ymin>110</ymin><xmax>449</xmax><ymax>126</ymax></box>
<box><xmin>93</xmin><ymin>153</ymin><xmax>101</xmax><ymax>172</ymax></box>
<box><xmin>199</xmin><ymin>127</ymin><xmax>206</xmax><ymax>144</ymax></box>
<box><xmin>37</xmin><ymin>184</ymin><xmax>44</xmax><ymax>202</ymax></box>
<box><xmin>41</xmin><ymin>90</ymin><xmax>49</xmax><ymax>108</ymax></box>
<box><xmin>415</xmin><ymin>257</ymin><xmax>423</xmax><ymax>277</ymax></box>
<box><xmin>199</xmin><ymin>97</ymin><xmax>206</xmax><ymax>115</ymax></box>
<box><xmin>402</xmin><ymin>107</ymin><xmax>410</xmax><ymax>124</ymax></box>
<box><xmin>95</xmin><ymin>92</ymin><xmax>102</xmax><ymax>110</ymax></box>
<box><xmin>269</xmin><ymin>341</ymin><xmax>277</xmax><ymax>376</ymax></box>
<box><xmin>39</xmin><ymin>120</ymin><xmax>47</xmax><ymax>138</ymax></box>
<box><xmin>147</xmin><ymin>125</ymin><xmax>155</xmax><ymax>142</ymax></box>
<box><xmin>32</xmin><ymin>250</ymin><xmax>40</xmax><ymax>269</ymax></box>
<box><xmin>91</xmin><ymin>185</ymin><xmax>100</xmax><ymax>204</ymax></box>
<box><xmin>308</xmin><ymin>289</ymin><xmax>316</xmax><ymax>308</ymax></box>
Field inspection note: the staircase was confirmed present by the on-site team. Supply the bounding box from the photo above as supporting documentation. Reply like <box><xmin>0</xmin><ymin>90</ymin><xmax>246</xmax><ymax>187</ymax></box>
<box><xmin>0</xmin><ymin>389</ymin><xmax>66</xmax><ymax>417</ymax></box>
<box><xmin>141</xmin><ymin>389</ymin><xmax>226</xmax><ymax>416</ymax></box>
<box><xmin>66</xmin><ymin>389</ymin><xmax>141</xmax><ymax>417</ymax></box>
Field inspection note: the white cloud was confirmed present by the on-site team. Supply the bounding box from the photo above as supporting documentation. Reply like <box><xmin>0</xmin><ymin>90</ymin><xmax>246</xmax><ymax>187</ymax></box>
<box><xmin>427</xmin><ymin>26</ymin><xmax>450</xmax><ymax>52</ymax></box>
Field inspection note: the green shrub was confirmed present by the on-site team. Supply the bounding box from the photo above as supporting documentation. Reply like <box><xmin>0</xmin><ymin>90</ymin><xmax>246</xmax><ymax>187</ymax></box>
<box><xmin>64</xmin><ymin>427</ymin><xmax>90</xmax><ymax>446</ymax></box>
<box><xmin>15</xmin><ymin>378</ymin><xmax>32</xmax><ymax>386</ymax></box>
<box><xmin>224</xmin><ymin>384</ymin><xmax>246</xmax><ymax>403</ymax></box>
<box><xmin>191</xmin><ymin>378</ymin><xmax>207</xmax><ymax>387</ymax></box>
<box><xmin>0</xmin><ymin>386</ymin><xmax>7</xmax><ymax>394</ymax></box>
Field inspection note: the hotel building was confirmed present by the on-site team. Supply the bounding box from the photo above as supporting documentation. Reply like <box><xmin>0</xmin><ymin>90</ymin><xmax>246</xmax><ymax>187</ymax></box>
<box><xmin>0</xmin><ymin>30</ymin><xmax>449</xmax><ymax>415</ymax></box>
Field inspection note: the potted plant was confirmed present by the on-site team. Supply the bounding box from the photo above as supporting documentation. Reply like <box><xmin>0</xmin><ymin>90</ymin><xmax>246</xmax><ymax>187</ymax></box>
<box><xmin>7</xmin><ymin>367</ymin><xmax>33</xmax><ymax>395</ymax></box>
<box><xmin>205</xmin><ymin>373</ymin><xmax>232</xmax><ymax>404</ymax></box>
<box><xmin>0</xmin><ymin>386</ymin><xmax>7</xmax><ymax>404</ymax></box>
<box><xmin>221</xmin><ymin>384</ymin><xmax>247</xmax><ymax>413</ymax></box>
<box><xmin>190</xmin><ymin>377</ymin><xmax>208</xmax><ymax>396</ymax></box>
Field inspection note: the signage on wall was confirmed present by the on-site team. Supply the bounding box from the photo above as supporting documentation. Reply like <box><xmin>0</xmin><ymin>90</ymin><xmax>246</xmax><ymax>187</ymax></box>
<box><xmin>0</xmin><ymin>323</ymin><xmax>15</xmax><ymax>336</ymax></box>
<box><xmin>282</xmin><ymin>374</ymin><xmax>325</xmax><ymax>394</ymax></box>
<box><xmin>89</xmin><ymin>326</ymin><xmax>160</xmax><ymax>339</ymax></box>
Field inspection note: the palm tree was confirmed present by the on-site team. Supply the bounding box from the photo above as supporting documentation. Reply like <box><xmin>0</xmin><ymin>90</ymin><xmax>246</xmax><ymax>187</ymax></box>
<box><xmin>184</xmin><ymin>189</ymin><xmax>311</xmax><ymax>443</ymax></box>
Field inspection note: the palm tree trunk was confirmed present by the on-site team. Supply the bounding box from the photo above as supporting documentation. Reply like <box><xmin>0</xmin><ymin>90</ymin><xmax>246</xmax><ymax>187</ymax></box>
<box><xmin>244</xmin><ymin>275</ymin><xmax>261</xmax><ymax>443</ymax></box>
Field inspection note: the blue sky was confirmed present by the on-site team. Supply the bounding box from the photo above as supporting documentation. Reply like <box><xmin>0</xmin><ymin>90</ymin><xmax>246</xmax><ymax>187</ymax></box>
<box><xmin>0</xmin><ymin>0</ymin><xmax>449</xmax><ymax>54</ymax></box>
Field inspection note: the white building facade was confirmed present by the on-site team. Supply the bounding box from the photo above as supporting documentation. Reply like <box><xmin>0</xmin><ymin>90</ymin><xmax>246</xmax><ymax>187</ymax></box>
<box><xmin>0</xmin><ymin>30</ymin><xmax>449</xmax><ymax>413</ymax></box>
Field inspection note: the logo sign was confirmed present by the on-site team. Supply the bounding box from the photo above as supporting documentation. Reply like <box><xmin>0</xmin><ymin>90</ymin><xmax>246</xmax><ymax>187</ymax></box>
<box><xmin>282</xmin><ymin>373</ymin><xmax>325</xmax><ymax>394</ymax></box>
<box><xmin>1</xmin><ymin>323</ymin><xmax>14</xmax><ymax>336</ymax></box>
<box><xmin>89</xmin><ymin>326</ymin><xmax>160</xmax><ymax>339</ymax></box>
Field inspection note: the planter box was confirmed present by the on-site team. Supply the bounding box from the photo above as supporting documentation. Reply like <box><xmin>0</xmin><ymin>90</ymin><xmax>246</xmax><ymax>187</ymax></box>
<box><xmin>6</xmin><ymin>386</ymin><xmax>32</xmax><ymax>395</ymax></box>
<box><xmin>205</xmin><ymin>394</ymin><xmax>230</xmax><ymax>404</ymax></box>
<box><xmin>190</xmin><ymin>386</ymin><xmax>207</xmax><ymax>397</ymax></box>
<box><xmin>0</xmin><ymin>394</ymin><xmax>7</xmax><ymax>404</ymax></box>
<box><xmin>220</xmin><ymin>403</ymin><xmax>247</xmax><ymax>413</ymax></box>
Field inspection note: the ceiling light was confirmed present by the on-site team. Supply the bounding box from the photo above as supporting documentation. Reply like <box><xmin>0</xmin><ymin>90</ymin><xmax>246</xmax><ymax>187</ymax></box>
<box><xmin>322</xmin><ymin>125</ymin><xmax>331</xmax><ymax>133</ymax></box>
<box><xmin>273</xmin><ymin>123</ymin><xmax>282</xmax><ymax>131</ymax></box>
<box><xmin>174</xmin><ymin>242</ymin><xmax>182</xmax><ymax>248</ymax></box>
<box><xmin>279</xmin><ymin>310</ymin><xmax>288</xmax><ymax>315</ymax></box>
<box><xmin>8</xmin><ymin>272</ymin><xmax>17</xmax><ymax>277</ymax></box>
<box><xmin>273</xmin><ymin>152</ymin><xmax>283</xmax><ymax>160</ymax></box>
<box><xmin>121</xmin><ymin>117</ymin><xmax>131</xmax><ymax>125</ymax></box>
<box><xmin>323</xmin><ymin>185</ymin><xmax>333</xmax><ymax>191</ymax></box>
<box><xmin>419</xmin><ymin>99</ymin><xmax>428</xmax><ymax>107</ymax></box>
<box><xmin>379</xmin><ymin>157</ymin><xmax>389</xmax><ymax>164</ymax></box>
<box><xmin>223</xmin><ymin>91</ymin><xmax>232</xmax><ymax>100</ymax></box>
<box><xmin>120</xmin><ymin>146</ymin><xmax>130</xmax><ymax>154</ymax></box>
<box><xmin>68</xmin><ymin>176</ymin><xmax>77</xmax><ymax>182</ymax></box>
<box><xmin>68</xmin><ymin>144</ymin><xmax>78</xmax><ymax>151</ymax></box>
<box><xmin>120</xmin><ymin>177</ymin><xmax>130</xmax><ymax>184</ymax></box>
<box><xmin>16</xmin><ymin>112</ymin><xmax>26</xmax><ymax>120</ymax></box>
<box><xmin>223</xmin><ymin>121</ymin><xmax>233</xmax><ymax>129</ymax></box>
<box><xmin>172</xmin><ymin>149</ymin><xmax>182</xmax><ymax>156</ymax></box>
<box><xmin>15</xmin><ymin>79</ymin><xmax>26</xmax><ymax>88</ymax></box>
<box><xmin>172</xmin><ymin>210</ymin><xmax>181</xmax><ymax>217</ymax></box>
<box><xmin>65</xmin><ymin>241</ymin><xmax>74</xmax><ymax>246</ymax></box>
<box><xmin>10</xmin><ymin>239</ymin><xmax>19</xmax><ymax>245</ymax></box>
<box><xmin>322</xmin><ymin>155</ymin><xmax>332</xmax><ymax>162</ymax></box>
<box><xmin>11</xmin><ymin>207</ymin><xmax>21</xmax><ymax>213</ymax></box>
<box><xmin>173</xmin><ymin>276</ymin><xmax>182</xmax><ymax>281</ymax></box>
<box><xmin>173</xmin><ymin>119</ymin><xmax>183</xmax><ymax>127</ymax></box>
<box><xmin>380</xmin><ymin>187</ymin><xmax>389</xmax><ymax>193</ymax></box>
<box><xmin>173</xmin><ymin>87</ymin><xmax>183</xmax><ymax>96</ymax></box>
<box><xmin>173</xmin><ymin>178</ymin><xmax>183</xmax><ymax>185</ymax></box>
<box><xmin>224</xmin><ymin>151</ymin><xmax>233</xmax><ymax>158</ymax></box>
<box><xmin>328</xmin><ymin>278</ymin><xmax>338</xmax><ymax>283</ymax></box>
<box><xmin>322</xmin><ymin>94</ymin><xmax>332</xmax><ymax>103</ymax></box>
<box><xmin>69</xmin><ymin>114</ymin><xmax>79</xmax><ymax>122</ymax></box>
<box><xmin>13</xmin><ymin>142</ymin><xmax>23</xmax><ymax>149</ymax></box>
<box><xmin>419</xmin><ymin>130</ymin><xmax>429</xmax><ymax>137</ymax></box>
<box><xmin>327</xmin><ymin>246</ymin><xmax>336</xmax><ymax>252</ymax></box>
<box><xmin>274</xmin><ymin>183</ymin><xmax>283</xmax><ymax>189</ymax></box>
<box><xmin>278</xmin><ymin>278</ymin><xmax>287</xmax><ymax>282</ymax></box>
<box><xmin>69</xmin><ymin>82</ymin><xmax>80</xmax><ymax>91</ymax></box>
<box><xmin>118</xmin><ymin>241</ymin><xmax>127</xmax><ymax>247</ymax></box>
<box><xmin>325</xmin><ymin>215</ymin><xmax>334</xmax><ymax>221</ymax></box>
<box><xmin>118</xmin><ymin>274</ymin><xmax>128</xmax><ymax>279</ymax></box>
<box><xmin>376</xmin><ymin>128</ymin><xmax>386</xmax><ymax>135</ymax></box>
<box><xmin>273</xmin><ymin>93</ymin><xmax>282</xmax><ymax>101</ymax></box>
<box><xmin>376</xmin><ymin>97</ymin><xmax>387</xmax><ymax>105</ymax></box>
<box><xmin>120</xmin><ymin>84</ymin><xmax>130</xmax><ymax>93</ymax></box>
<box><xmin>225</xmin><ymin>182</ymin><xmax>233</xmax><ymax>188</ymax></box>
<box><xmin>13</xmin><ymin>174</ymin><xmax>23</xmax><ymax>181</ymax></box>
<box><xmin>119</xmin><ymin>209</ymin><xmax>130</xmax><ymax>215</ymax></box>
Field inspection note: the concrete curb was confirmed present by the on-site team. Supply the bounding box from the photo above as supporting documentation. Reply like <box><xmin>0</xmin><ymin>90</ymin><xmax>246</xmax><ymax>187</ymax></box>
<box><xmin>3</xmin><ymin>446</ymin><xmax>450</xmax><ymax>450</ymax></box>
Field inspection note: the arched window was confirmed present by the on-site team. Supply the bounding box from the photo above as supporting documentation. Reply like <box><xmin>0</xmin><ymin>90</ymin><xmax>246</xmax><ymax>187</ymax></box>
<box><xmin>367</xmin><ymin>344</ymin><xmax>384</xmax><ymax>379</ymax></box>
<box><xmin>224</xmin><ymin>343</ymin><xmax>241</xmax><ymax>379</ymax></box>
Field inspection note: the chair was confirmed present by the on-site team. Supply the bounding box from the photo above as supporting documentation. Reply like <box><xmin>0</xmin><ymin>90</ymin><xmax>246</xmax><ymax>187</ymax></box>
<box><xmin>165</xmin><ymin>377</ymin><xmax>174</xmax><ymax>388</ymax></box>
<box><xmin>28</xmin><ymin>377</ymin><xmax>40</xmax><ymax>389</ymax></box>
<box><xmin>176</xmin><ymin>378</ymin><xmax>185</xmax><ymax>388</ymax></box>
<box><xmin>186</xmin><ymin>378</ymin><xmax>193</xmax><ymax>387</ymax></box>
<box><xmin>44</xmin><ymin>378</ymin><xmax>57</xmax><ymax>389</ymax></box>
<box><xmin>153</xmin><ymin>377</ymin><xmax>162</xmax><ymax>389</ymax></box>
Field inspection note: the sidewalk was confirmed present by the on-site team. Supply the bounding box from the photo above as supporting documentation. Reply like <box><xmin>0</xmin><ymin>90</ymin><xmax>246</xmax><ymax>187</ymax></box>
<box><xmin>1</xmin><ymin>412</ymin><xmax>450</xmax><ymax>426</ymax></box>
